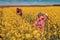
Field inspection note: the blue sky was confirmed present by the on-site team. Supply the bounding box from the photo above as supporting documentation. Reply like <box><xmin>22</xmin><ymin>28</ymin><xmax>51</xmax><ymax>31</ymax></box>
<box><xmin>0</xmin><ymin>0</ymin><xmax>60</xmax><ymax>5</ymax></box>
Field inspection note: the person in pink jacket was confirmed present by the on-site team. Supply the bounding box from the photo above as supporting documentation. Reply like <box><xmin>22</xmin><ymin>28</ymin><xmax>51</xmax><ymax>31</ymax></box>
<box><xmin>33</xmin><ymin>13</ymin><xmax>49</xmax><ymax>31</ymax></box>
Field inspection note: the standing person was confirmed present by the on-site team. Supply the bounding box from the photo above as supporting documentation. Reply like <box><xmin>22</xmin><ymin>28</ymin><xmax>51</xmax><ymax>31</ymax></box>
<box><xmin>33</xmin><ymin>13</ymin><xmax>49</xmax><ymax>32</ymax></box>
<box><xmin>16</xmin><ymin>8</ymin><xmax>22</xmax><ymax>16</ymax></box>
<box><xmin>33</xmin><ymin>13</ymin><xmax>49</xmax><ymax>40</ymax></box>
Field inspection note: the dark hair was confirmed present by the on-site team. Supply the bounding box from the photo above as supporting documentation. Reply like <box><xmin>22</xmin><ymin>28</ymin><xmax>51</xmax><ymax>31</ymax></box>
<box><xmin>0</xmin><ymin>36</ymin><xmax>3</xmax><ymax>40</ymax></box>
<box><xmin>38</xmin><ymin>13</ymin><xmax>44</xmax><ymax>18</ymax></box>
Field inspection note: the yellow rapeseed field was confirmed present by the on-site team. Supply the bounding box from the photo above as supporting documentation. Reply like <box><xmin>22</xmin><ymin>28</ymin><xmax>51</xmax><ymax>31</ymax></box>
<box><xmin>0</xmin><ymin>6</ymin><xmax>60</xmax><ymax>40</ymax></box>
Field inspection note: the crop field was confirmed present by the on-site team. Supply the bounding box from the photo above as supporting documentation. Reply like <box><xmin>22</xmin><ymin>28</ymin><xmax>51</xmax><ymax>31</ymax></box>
<box><xmin>0</xmin><ymin>6</ymin><xmax>60</xmax><ymax>40</ymax></box>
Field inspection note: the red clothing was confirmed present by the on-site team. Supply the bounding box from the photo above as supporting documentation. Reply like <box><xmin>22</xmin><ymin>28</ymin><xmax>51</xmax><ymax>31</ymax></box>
<box><xmin>17</xmin><ymin>8</ymin><xmax>22</xmax><ymax>16</ymax></box>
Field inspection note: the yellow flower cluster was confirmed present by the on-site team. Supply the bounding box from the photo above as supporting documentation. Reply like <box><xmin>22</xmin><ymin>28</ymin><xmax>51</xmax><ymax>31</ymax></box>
<box><xmin>0</xmin><ymin>6</ymin><xmax>60</xmax><ymax>40</ymax></box>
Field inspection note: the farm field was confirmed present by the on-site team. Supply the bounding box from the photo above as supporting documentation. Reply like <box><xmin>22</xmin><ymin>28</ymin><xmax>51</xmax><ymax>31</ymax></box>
<box><xmin>0</xmin><ymin>6</ymin><xmax>60</xmax><ymax>40</ymax></box>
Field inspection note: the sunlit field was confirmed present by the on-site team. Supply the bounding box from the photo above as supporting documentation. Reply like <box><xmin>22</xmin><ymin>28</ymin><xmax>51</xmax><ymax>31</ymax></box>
<box><xmin>0</xmin><ymin>6</ymin><xmax>60</xmax><ymax>40</ymax></box>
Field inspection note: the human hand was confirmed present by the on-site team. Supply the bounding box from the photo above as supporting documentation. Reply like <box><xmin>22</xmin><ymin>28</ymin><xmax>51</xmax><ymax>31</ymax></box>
<box><xmin>45</xmin><ymin>13</ymin><xmax>48</xmax><ymax>16</ymax></box>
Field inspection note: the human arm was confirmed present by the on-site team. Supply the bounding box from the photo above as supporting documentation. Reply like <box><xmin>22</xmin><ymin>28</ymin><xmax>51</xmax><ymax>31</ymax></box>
<box><xmin>45</xmin><ymin>13</ymin><xmax>50</xmax><ymax>21</ymax></box>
